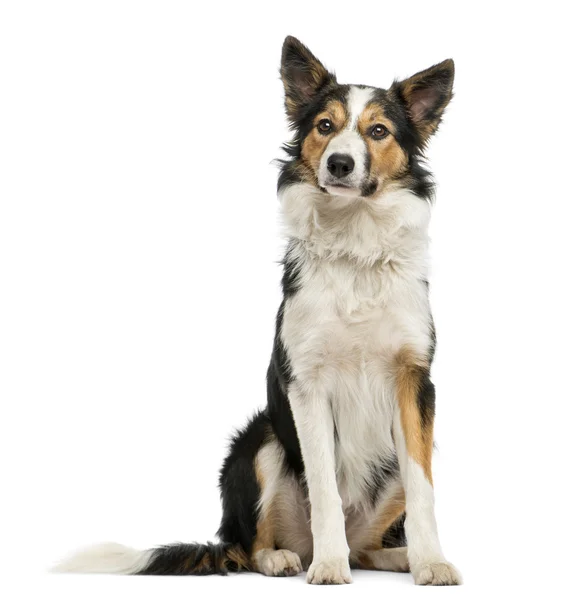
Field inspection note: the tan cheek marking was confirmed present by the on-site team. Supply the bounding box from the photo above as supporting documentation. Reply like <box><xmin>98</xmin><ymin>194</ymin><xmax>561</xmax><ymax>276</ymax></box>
<box><xmin>301</xmin><ymin>130</ymin><xmax>331</xmax><ymax>172</ymax></box>
<box><xmin>358</xmin><ymin>105</ymin><xmax>408</xmax><ymax>182</ymax></box>
<box><xmin>365</xmin><ymin>137</ymin><xmax>408</xmax><ymax>180</ymax></box>
<box><xmin>301</xmin><ymin>100</ymin><xmax>348</xmax><ymax>175</ymax></box>
<box><xmin>395</xmin><ymin>347</ymin><xmax>434</xmax><ymax>485</ymax></box>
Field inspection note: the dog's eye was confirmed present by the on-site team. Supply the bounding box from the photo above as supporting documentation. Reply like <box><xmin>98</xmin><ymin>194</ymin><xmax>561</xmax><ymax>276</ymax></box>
<box><xmin>371</xmin><ymin>124</ymin><xmax>389</xmax><ymax>139</ymax></box>
<box><xmin>317</xmin><ymin>119</ymin><xmax>333</xmax><ymax>134</ymax></box>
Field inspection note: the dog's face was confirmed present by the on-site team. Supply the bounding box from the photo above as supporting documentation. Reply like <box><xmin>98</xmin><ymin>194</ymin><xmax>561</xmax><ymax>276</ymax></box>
<box><xmin>280</xmin><ymin>36</ymin><xmax>454</xmax><ymax>200</ymax></box>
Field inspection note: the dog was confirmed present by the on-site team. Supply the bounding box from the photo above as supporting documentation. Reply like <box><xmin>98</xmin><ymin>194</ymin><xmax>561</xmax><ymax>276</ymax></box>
<box><xmin>54</xmin><ymin>36</ymin><xmax>460</xmax><ymax>586</ymax></box>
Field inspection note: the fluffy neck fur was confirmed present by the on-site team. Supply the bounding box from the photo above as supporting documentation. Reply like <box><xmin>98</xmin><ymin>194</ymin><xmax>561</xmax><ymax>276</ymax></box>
<box><xmin>278</xmin><ymin>183</ymin><xmax>431</xmax><ymax>278</ymax></box>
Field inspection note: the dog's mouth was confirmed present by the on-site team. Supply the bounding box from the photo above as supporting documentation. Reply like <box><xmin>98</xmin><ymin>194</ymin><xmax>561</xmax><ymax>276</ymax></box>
<box><xmin>323</xmin><ymin>183</ymin><xmax>362</xmax><ymax>198</ymax></box>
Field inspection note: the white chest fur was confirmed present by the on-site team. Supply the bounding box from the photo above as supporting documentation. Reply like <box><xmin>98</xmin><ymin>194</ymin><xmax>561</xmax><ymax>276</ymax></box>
<box><xmin>279</xmin><ymin>183</ymin><xmax>433</xmax><ymax>508</ymax></box>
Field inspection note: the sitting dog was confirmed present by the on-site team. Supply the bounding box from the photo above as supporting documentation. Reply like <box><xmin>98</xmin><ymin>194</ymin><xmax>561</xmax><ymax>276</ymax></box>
<box><xmin>54</xmin><ymin>35</ymin><xmax>460</xmax><ymax>586</ymax></box>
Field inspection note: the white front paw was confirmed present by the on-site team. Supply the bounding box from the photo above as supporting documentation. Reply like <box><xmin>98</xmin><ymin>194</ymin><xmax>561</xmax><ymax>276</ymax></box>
<box><xmin>413</xmin><ymin>561</ymin><xmax>462</xmax><ymax>586</ymax></box>
<box><xmin>307</xmin><ymin>556</ymin><xmax>352</xmax><ymax>585</ymax></box>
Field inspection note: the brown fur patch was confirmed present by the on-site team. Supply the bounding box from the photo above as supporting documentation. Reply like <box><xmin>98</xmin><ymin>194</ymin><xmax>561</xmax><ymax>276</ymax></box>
<box><xmin>354</xmin><ymin>550</ymin><xmax>376</xmax><ymax>570</ymax></box>
<box><xmin>395</xmin><ymin>347</ymin><xmax>433</xmax><ymax>484</ymax></box>
<box><xmin>225</xmin><ymin>546</ymin><xmax>251</xmax><ymax>572</ymax></box>
<box><xmin>301</xmin><ymin>100</ymin><xmax>348</xmax><ymax>180</ymax></box>
<box><xmin>252</xmin><ymin>506</ymin><xmax>275</xmax><ymax>556</ymax></box>
<box><xmin>355</xmin><ymin>547</ymin><xmax>409</xmax><ymax>572</ymax></box>
<box><xmin>347</xmin><ymin>483</ymin><xmax>406</xmax><ymax>570</ymax></box>
<box><xmin>357</xmin><ymin>103</ymin><xmax>408</xmax><ymax>190</ymax></box>
<box><xmin>371</xmin><ymin>488</ymin><xmax>407</xmax><ymax>551</ymax></box>
<box><xmin>189</xmin><ymin>552</ymin><xmax>211</xmax><ymax>574</ymax></box>
<box><xmin>291</xmin><ymin>155</ymin><xmax>321</xmax><ymax>187</ymax></box>
<box><xmin>251</xmin><ymin>458</ymin><xmax>276</xmax><ymax>565</ymax></box>
<box><xmin>353</xmin><ymin>485</ymin><xmax>407</xmax><ymax>559</ymax></box>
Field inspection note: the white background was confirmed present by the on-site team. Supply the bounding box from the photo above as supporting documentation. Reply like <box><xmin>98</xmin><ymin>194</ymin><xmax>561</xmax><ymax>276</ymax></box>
<box><xmin>1</xmin><ymin>1</ymin><xmax>560</xmax><ymax>598</ymax></box>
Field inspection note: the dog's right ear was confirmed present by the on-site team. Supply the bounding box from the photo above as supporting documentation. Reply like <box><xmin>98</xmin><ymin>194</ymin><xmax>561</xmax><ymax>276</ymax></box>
<box><xmin>281</xmin><ymin>36</ymin><xmax>336</xmax><ymax>123</ymax></box>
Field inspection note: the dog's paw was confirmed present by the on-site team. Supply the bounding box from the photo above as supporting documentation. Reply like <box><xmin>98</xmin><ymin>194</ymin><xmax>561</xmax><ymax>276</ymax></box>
<box><xmin>413</xmin><ymin>561</ymin><xmax>462</xmax><ymax>586</ymax></box>
<box><xmin>307</xmin><ymin>557</ymin><xmax>352</xmax><ymax>585</ymax></box>
<box><xmin>255</xmin><ymin>549</ymin><xmax>303</xmax><ymax>577</ymax></box>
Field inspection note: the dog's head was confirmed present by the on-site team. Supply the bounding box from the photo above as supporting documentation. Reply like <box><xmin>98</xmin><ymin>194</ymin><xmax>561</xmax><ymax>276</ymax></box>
<box><xmin>279</xmin><ymin>36</ymin><xmax>454</xmax><ymax>200</ymax></box>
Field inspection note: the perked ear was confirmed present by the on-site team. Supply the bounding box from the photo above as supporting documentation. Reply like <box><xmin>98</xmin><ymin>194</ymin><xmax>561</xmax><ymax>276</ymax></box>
<box><xmin>280</xmin><ymin>36</ymin><xmax>336</xmax><ymax>123</ymax></box>
<box><xmin>392</xmin><ymin>59</ymin><xmax>455</xmax><ymax>145</ymax></box>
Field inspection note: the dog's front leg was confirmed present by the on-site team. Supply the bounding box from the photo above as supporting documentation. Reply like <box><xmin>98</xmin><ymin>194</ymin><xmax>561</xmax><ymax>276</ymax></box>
<box><xmin>393</xmin><ymin>355</ymin><xmax>462</xmax><ymax>585</ymax></box>
<box><xmin>288</xmin><ymin>383</ymin><xmax>351</xmax><ymax>584</ymax></box>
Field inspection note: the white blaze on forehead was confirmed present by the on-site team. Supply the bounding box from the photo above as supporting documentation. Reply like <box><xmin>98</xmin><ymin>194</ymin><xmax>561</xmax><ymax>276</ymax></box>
<box><xmin>318</xmin><ymin>86</ymin><xmax>374</xmax><ymax>195</ymax></box>
<box><xmin>346</xmin><ymin>86</ymin><xmax>374</xmax><ymax>129</ymax></box>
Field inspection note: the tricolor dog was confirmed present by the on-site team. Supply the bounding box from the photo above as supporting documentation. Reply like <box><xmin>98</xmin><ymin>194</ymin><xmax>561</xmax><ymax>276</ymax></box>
<box><xmin>54</xmin><ymin>36</ymin><xmax>460</xmax><ymax>586</ymax></box>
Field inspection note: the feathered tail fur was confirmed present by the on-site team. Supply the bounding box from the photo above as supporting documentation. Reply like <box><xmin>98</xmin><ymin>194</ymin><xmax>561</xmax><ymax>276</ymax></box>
<box><xmin>52</xmin><ymin>541</ymin><xmax>251</xmax><ymax>575</ymax></box>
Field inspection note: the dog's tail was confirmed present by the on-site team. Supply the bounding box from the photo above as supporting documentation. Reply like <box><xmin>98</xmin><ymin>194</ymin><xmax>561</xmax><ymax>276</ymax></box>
<box><xmin>51</xmin><ymin>541</ymin><xmax>252</xmax><ymax>575</ymax></box>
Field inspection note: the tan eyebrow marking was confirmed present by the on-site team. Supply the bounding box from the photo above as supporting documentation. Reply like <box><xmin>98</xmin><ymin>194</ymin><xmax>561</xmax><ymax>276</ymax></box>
<box><xmin>313</xmin><ymin>100</ymin><xmax>348</xmax><ymax>130</ymax></box>
<box><xmin>357</xmin><ymin>103</ymin><xmax>395</xmax><ymax>135</ymax></box>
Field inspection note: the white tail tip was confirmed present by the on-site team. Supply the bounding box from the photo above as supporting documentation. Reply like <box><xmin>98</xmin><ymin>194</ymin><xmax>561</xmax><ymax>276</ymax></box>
<box><xmin>51</xmin><ymin>542</ymin><xmax>152</xmax><ymax>574</ymax></box>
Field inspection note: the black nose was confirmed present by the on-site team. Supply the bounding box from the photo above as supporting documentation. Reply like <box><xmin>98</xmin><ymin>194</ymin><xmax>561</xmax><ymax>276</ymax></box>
<box><xmin>327</xmin><ymin>153</ymin><xmax>355</xmax><ymax>179</ymax></box>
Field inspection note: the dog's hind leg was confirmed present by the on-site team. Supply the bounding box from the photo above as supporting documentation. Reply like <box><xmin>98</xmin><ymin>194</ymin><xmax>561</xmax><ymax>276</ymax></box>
<box><xmin>349</xmin><ymin>479</ymin><xmax>408</xmax><ymax>573</ymax></box>
<box><xmin>357</xmin><ymin>547</ymin><xmax>409</xmax><ymax>572</ymax></box>
<box><xmin>253</xmin><ymin>548</ymin><xmax>303</xmax><ymax>577</ymax></box>
<box><xmin>251</xmin><ymin>439</ymin><xmax>303</xmax><ymax>577</ymax></box>
<box><xmin>251</xmin><ymin>502</ymin><xmax>302</xmax><ymax>577</ymax></box>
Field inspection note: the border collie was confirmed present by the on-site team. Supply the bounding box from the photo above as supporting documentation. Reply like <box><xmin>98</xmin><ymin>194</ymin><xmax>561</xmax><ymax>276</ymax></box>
<box><xmin>54</xmin><ymin>36</ymin><xmax>460</xmax><ymax>586</ymax></box>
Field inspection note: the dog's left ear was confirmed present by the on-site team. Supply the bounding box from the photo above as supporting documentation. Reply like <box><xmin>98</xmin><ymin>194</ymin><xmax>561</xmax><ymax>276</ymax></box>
<box><xmin>391</xmin><ymin>59</ymin><xmax>455</xmax><ymax>145</ymax></box>
<box><xmin>281</xmin><ymin>36</ymin><xmax>336</xmax><ymax>123</ymax></box>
